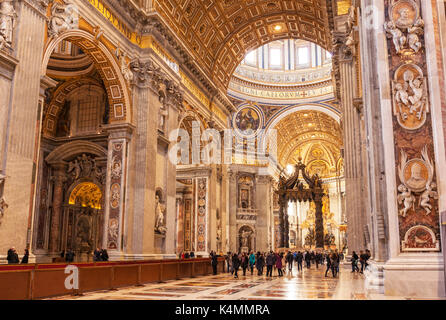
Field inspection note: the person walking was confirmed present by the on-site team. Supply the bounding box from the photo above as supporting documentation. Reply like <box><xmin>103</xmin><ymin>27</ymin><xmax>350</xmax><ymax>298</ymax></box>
<box><xmin>241</xmin><ymin>253</ymin><xmax>249</xmax><ymax>276</ymax></box>
<box><xmin>232</xmin><ymin>253</ymin><xmax>240</xmax><ymax>278</ymax></box>
<box><xmin>304</xmin><ymin>251</ymin><xmax>311</xmax><ymax>269</ymax></box>
<box><xmin>21</xmin><ymin>249</ymin><xmax>29</xmax><ymax>264</ymax></box>
<box><xmin>286</xmin><ymin>251</ymin><xmax>294</xmax><ymax>273</ymax></box>
<box><xmin>249</xmin><ymin>251</ymin><xmax>256</xmax><ymax>275</ymax></box>
<box><xmin>315</xmin><ymin>251</ymin><xmax>321</xmax><ymax>269</ymax></box>
<box><xmin>296</xmin><ymin>251</ymin><xmax>303</xmax><ymax>272</ymax></box>
<box><xmin>324</xmin><ymin>252</ymin><xmax>332</xmax><ymax>277</ymax></box>
<box><xmin>7</xmin><ymin>247</ymin><xmax>19</xmax><ymax>264</ymax></box>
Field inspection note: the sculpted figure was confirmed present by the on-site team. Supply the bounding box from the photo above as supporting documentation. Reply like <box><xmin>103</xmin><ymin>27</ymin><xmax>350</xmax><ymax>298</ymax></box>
<box><xmin>407</xmin><ymin>18</ymin><xmax>424</xmax><ymax>53</ymax></box>
<box><xmin>397</xmin><ymin>184</ymin><xmax>415</xmax><ymax>217</ymax></box>
<box><xmin>419</xmin><ymin>183</ymin><xmax>438</xmax><ymax>215</ymax></box>
<box><xmin>155</xmin><ymin>194</ymin><xmax>167</xmax><ymax>234</ymax></box>
<box><xmin>0</xmin><ymin>0</ymin><xmax>17</xmax><ymax>50</ymax></box>
<box><xmin>48</xmin><ymin>0</ymin><xmax>78</xmax><ymax>37</ymax></box>
<box><xmin>385</xmin><ymin>21</ymin><xmax>406</xmax><ymax>54</ymax></box>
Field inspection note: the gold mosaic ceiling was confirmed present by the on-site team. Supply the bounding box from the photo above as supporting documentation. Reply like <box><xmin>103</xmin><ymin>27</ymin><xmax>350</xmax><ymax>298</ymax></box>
<box><xmin>274</xmin><ymin>110</ymin><xmax>342</xmax><ymax>168</ymax></box>
<box><xmin>153</xmin><ymin>0</ymin><xmax>330</xmax><ymax>89</ymax></box>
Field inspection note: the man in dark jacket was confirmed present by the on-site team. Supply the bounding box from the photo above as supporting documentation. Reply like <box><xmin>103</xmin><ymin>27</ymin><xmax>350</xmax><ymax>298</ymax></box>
<box><xmin>256</xmin><ymin>252</ymin><xmax>265</xmax><ymax>275</ymax></box>
<box><xmin>7</xmin><ymin>247</ymin><xmax>19</xmax><ymax>264</ymax></box>
<box><xmin>21</xmin><ymin>249</ymin><xmax>29</xmax><ymax>264</ymax></box>
<box><xmin>266</xmin><ymin>251</ymin><xmax>275</xmax><ymax>277</ymax></box>
<box><xmin>325</xmin><ymin>253</ymin><xmax>332</xmax><ymax>277</ymax></box>
<box><xmin>304</xmin><ymin>251</ymin><xmax>311</xmax><ymax>269</ymax></box>
<box><xmin>210</xmin><ymin>251</ymin><xmax>219</xmax><ymax>275</ymax></box>
<box><xmin>232</xmin><ymin>253</ymin><xmax>240</xmax><ymax>278</ymax></box>
<box><xmin>286</xmin><ymin>251</ymin><xmax>294</xmax><ymax>273</ymax></box>
<box><xmin>65</xmin><ymin>249</ymin><xmax>75</xmax><ymax>263</ymax></box>
<box><xmin>296</xmin><ymin>251</ymin><xmax>303</xmax><ymax>271</ymax></box>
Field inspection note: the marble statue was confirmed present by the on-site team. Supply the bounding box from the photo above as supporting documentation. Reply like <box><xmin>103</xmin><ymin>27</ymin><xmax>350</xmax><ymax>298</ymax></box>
<box><xmin>240</xmin><ymin>229</ymin><xmax>252</xmax><ymax>247</ymax></box>
<box><xmin>397</xmin><ymin>184</ymin><xmax>415</xmax><ymax>217</ymax></box>
<box><xmin>419</xmin><ymin>183</ymin><xmax>438</xmax><ymax>215</ymax></box>
<box><xmin>0</xmin><ymin>0</ymin><xmax>17</xmax><ymax>50</ymax></box>
<box><xmin>116</xmin><ymin>48</ymin><xmax>133</xmax><ymax>86</ymax></box>
<box><xmin>385</xmin><ymin>21</ymin><xmax>406</xmax><ymax>54</ymax></box>
<box><xmin>155</xmin><ymin>194</ymin><xmax>167</xmax><ymax>234</ymax></box>
<box><xmin>407</xmin><ymin>18</ymin><xmax>424</xmax><ymax>54</ymax></box>
<box><xmin>48</xmin><ymin>0</ymin><xmax>79</xmax><ymax>38</ymax></box>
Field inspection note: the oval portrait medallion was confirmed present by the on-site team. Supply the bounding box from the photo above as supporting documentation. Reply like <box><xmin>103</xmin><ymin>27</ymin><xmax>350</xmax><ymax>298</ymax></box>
<box><xmin>233</xmin><ymin>105</ymin><xmax>263</xmax><ymax>138</ymax></box>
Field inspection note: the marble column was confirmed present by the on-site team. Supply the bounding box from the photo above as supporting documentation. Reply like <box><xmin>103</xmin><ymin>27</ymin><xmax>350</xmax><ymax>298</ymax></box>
<box><xmin>49</xmin><ymin>163</ymin><xmax>66</xmax><ymax>253</ymax></box>
<box><xmin>102</xmin><ymin>124</ymin><xmax>133</xmax><ymax>260</ymax></box>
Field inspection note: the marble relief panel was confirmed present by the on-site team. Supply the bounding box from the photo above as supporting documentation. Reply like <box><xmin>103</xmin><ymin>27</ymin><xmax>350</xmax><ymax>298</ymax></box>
<box><xmin>385</xmin><ymin>0</ymin><xmax>441</xmax><ymax>252</ymax></box>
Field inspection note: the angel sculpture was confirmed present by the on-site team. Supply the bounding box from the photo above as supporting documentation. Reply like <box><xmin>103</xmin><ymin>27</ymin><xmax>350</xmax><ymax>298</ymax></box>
<box><xmin>397</xmin><ymin>184</ymin><xmax>415</xmax><ymax>217</ymax></box>
<box><xmin>407</xmin><ymin>18</ymin><xmax>424</xmax><ymax>54</ymax></box>
<box><xmin>419</xmin><ymin>183</ymin><xmax>438</xmax><ymax>215</ymax></box>
<box><xmin>67</xmin><ymin>159</ymin><xmax>81</xmax><ymax>180</ymax></box>
<box><xmin>385</xmin><ymin>21</ymin><xmax>406</xmax><ymax>54</ymax></box>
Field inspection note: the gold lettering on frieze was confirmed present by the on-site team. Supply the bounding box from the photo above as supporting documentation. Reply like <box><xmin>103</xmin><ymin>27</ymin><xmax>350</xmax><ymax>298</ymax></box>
<box><xmin>229</xmin><ymin>83</ymin><xmax>334</xmax><ymax>100</ymax></box>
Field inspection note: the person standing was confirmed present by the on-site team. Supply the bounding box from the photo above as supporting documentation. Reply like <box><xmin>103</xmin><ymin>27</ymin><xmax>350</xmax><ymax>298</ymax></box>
<box><xmin>249</xmin><ymin>251</ymin><xmax>256</xmax><ymax>275</ymax></box>
<box><xmin>211</xmin><ymin>251</ymin><xmax>219</xmax><ymax>275</ymax></box>
<box><xmin>21</xmin><ymin>249</ymin><xmax>29</xmax><ymax>264</ymax></box>
<box><xmin>93</xmin><ymin>248</ymin><xmax>101</xmax><ymax>262</ymax></box>
<box><xmin>256</xmin><ymin>252</ymin><xmax>265</xmax><ymax>275</ymax></box>
<box><xmin>7</xmin><ymin>247</ymin><xmax>19</xmax><ymax>264</ymax></box>
<box><xmin>330</xmin><ymin>251</ymin><xmax>339</xmax><ymax>277</ymax></box>
<box><xmin>296</xmin><ymin>251</ymin><xmax>303</xmax><ymax>272</ymax></box>
<box><xmin>266</xmin><ymin>251</ymin><xmax>275</xmax><ymax>277</ymax></box>
<box><xmin>305</xmin><ymin>251</ymin><xmax>311</xmax><ymax>269</ymax></box>
<box><xmin>286</xmin><ymin>251</ymin><xmax>294</xmax><ymax>273</ymax></box>
<box><xmin>241</xmin><ymin>253</ymin><xmax>249</xmax><ymax>276</ymax></box>
<box><xmin>359</xmin><ymin>250</ymin><xmax>366</xmax><ymax>274</ymax></box>
<box><xmin>65</xmin><ymin>249</ymin><xmax>75</xmax><ymax>263</ymax></box>
<box><xmin>232</xmin><ymin>253</ymin><xmax>240</xmax><ymax>278</ymax></box>
<box><xmin>100</xmin><ymin>249</ymin><xmax>109</xmax><ymax>261</ymax></box>
<box><xmin>276</xmin><ymin>252</ymin><xmax>283</xmax><ymax>277</ymax></box>
<box><xmin>351</xmin><ymin>251</ymin><xmax>359</xmax><ymax>272</ymax></box>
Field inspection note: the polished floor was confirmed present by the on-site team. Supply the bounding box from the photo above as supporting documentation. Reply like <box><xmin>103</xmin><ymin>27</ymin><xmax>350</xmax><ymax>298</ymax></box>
<box><xmin>48</xmin><ymin>263</ymin><xmax>372</xmax><ymax>300</ymax></box>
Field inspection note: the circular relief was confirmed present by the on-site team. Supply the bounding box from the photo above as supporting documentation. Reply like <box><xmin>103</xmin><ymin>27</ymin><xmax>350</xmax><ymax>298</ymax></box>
<box><xmin>403</xmin><ymin>159</ymin><xmax>430</xmax><ymax>193</ymax></box>
<box><xmin>198</xmin><ymin>206</ymin><xmax>206</xmax><ymax>215</ymax></box>
<box><xmin>233</xmin><ymin>105</ymin><xmax>263</xmax><ymax>139</ymax></box>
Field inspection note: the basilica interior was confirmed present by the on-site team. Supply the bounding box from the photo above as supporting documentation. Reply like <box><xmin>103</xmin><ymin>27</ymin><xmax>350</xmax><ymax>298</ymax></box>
<box><xmin>0</xmin><ymin>0</ymin><xmax>446</xmax><ymax>299</ymax></box>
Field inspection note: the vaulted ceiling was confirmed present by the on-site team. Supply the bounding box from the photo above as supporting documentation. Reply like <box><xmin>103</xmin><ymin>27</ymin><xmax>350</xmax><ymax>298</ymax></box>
<box><xmin>274</xmin><ymin>110</ymin><xmax>342</xmax><ymax>169</ymax></box>
<box><xmin>153</xmin><ymin>0</ymin><xmax>331</xmax><ymax>89</ymax></box>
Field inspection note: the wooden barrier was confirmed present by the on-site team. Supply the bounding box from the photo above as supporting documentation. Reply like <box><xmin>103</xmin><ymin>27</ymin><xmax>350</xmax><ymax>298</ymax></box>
<box><xmin>0</xmin><ymin>257</ymin><xmax>224</xmax><ymax>300</ymax></box>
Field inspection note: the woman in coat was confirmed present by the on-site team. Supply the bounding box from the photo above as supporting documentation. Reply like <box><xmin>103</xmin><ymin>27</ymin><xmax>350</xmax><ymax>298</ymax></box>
<box><xmin>256</xmin><ymin>252</ymin><xmax>265</xmax><ymax>275</ymax></box>
<box><xmin>21</xmin><ymin>249</ymin><xmax>29</xmax><ymax>264</ymax></box>
<box><xmin>248</xmin><ymin>251</ymin><xmax>256</xmax><ymax>275</ymax></box>
<box><xmin>275</xmin><ymin>252</ymin><xmax>283</xmax><ymax>277</ymax></box>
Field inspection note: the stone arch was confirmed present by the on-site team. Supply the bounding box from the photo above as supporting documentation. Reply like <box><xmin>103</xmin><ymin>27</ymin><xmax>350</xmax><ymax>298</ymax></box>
<box><xmin>41</xmin><ymin>29</ymin><xmax>131</xmax><ymax>123</ymax></box>
<box><xmin>42</xmin><ymin>77</ymin><xmax>104</xmax><ymax>137</ymax></box>
<box><xmin>45</xmin><ymin>140</ymin><xmax>107</xmax><ymax>164</ymax></box>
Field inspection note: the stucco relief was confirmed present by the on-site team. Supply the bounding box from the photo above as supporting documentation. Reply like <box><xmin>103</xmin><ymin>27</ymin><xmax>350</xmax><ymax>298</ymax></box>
<box><xmin>48</xmin><ymin>0</ymin><xmax>79</xmax><ymax>38</ymax></box>
<box><xmin>0</xmin><ymin>0</ymin><xmax>17</xmax><ymax>50</ymax></box>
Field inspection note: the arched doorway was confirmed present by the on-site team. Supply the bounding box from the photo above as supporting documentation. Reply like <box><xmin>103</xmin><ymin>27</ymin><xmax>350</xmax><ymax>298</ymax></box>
<box><xmin>64</xmin><ymin>181</ymin><xmax>103</xmax><ymax>261</ymax></box>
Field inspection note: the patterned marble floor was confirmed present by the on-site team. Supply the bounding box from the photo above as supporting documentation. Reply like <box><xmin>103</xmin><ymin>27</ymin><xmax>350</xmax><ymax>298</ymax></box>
<box><xmin>47</xmin><ymin>264</ymin><xmax>370</xmax><ymax>300</ymax></box>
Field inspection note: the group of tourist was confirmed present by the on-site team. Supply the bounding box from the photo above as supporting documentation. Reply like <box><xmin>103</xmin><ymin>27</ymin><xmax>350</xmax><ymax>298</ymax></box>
<box><xmin>6</xmin><ymin>247</ymin><xmax>28</xmax><ymax>264</ymax></box>
<box><xmin>221</xmin><ymin>249</ymin><xmax>347</xmax><ymax>279</ymax></box>
<box><xmin>350</xmin><ymin>249</ymin><xmax>371</xmax><ymax>273</ymax></box>
<box><xmin>178</xmin><ymin>251</ymin><xmax>196</xmax><ymax>259</ymax></box>
<box><xmin>92</xmin><ymin>248</ymin><xmax>109</xmax><ymax>262</ymax></box>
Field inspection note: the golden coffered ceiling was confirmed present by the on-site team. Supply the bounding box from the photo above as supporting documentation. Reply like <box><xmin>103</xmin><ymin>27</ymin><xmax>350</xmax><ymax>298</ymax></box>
<box><xmin>274</xmin><ymin>110</ymin><xmax>342</xmax><ymax>170</ymax></box>
<box><xmin>153</xmin><ymin>0</ymin><xmax>330</xmax><ymax>89</ymax></box>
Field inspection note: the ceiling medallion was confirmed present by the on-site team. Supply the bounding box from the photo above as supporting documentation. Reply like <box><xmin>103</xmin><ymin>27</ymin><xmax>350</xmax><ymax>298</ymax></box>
<box><xmin>232</xmin><ymin>104</ymin><xmax>264</xmax><ymax>139</ymax></box>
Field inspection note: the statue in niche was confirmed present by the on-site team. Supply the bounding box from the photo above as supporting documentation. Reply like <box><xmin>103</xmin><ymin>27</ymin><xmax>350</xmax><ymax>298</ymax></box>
<box><xmin>56</xmin><ymin>101</ymin><xmax>71</xmax><ymax>136</ymax></box>
<box><xmin>0</xmin><ymin>0</ymin><xmax>17</xmax><ymax>50</ymax></box>
<box><xmin>154</xmin><ymin>193</ymin><xmax>167</xmax><ymax>234</ymax></box>
<box><xmin>239</xmin><ymin>228</ymin><xmax>253</xmax><ymax>250</ymax></box>
<box><xmin>48</xmin><ymin>0</ymin><xmax>79</xmax><ymax>38</ymax></box>
<box><xmin>75</xmin><ymin>215</ymin><xmax>91</xmax><ymax>250</ymax></box>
